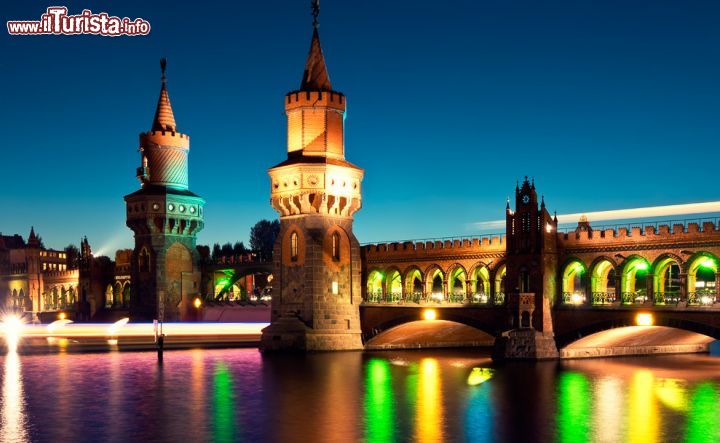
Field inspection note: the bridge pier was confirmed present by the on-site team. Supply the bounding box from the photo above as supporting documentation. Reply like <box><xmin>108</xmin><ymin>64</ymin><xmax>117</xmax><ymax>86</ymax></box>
<box><xmin>492</xmin><ymin>329</ymin><xmax>559</xmax><ymax>360</ymax></box>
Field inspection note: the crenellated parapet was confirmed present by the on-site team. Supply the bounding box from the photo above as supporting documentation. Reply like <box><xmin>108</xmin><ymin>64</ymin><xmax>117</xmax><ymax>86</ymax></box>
<box><xmin>363</xmin><ymin>236</ymin><xmax>506</xmax><ymax>260</ymax></box>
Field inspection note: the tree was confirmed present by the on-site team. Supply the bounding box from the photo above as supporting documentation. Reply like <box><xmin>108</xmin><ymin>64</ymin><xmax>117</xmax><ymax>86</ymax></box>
<box><xmin>211</xmin><ymin>243</ymin><xmax>222</xmax><ymax>261</ymax></box>
<box><xmin>250</xmin><ymin>219</ymin><xmax>280</xmax><ymax>261</ymax></box>
<box><xmin>233</xmin><ymin>242</ymin><xmax>247</xmax><ymax>255</ymax></box>
<box><xmin>64</xmin><ymin>244</ymin><xmax>79</xmax><ymax>269</ymax></box>
<box><xmin>220</xmin><ymin>242</ymin><xmax>233</xmax><ymax>257</ymax></box>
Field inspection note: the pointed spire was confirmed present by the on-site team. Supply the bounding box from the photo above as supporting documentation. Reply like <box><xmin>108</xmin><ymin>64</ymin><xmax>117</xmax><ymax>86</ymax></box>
<box><xmin>151</xmin><ymin>58</ymin><xmax>177</xmax><ymax>132</ymax></box>
<box><xmin>506</xmin><ymin>197</ymin><xmax>510</xmax><ymax>210</ymax></box>
<box><xmin>29</xmin><ymin>226</ymin><xmax>36</xmax><ymax>241</ymax></box>
<box><xmin>541</xmin><ymin>195</ymin><xmax>545</xmax><ymax>208</ymax></box>
<box><xmin>553</xmin><ymin>211</ymin><xmax>558</xmax><ymax>224</ymax></box>
<box><xmin>300</xmin><ymin>1</ymin><xmax>332</xmax><ymax>91</ymax></box>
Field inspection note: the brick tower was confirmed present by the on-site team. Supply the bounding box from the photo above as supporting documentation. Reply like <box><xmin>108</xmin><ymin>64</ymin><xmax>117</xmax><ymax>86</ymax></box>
<box><xmin>494</xmin><ymin>177</ymin><xmax>559</xmax><ymax>359</ymax></box>
<box><xmin>261</xmin><ymin>4</ymin><xmax>364</xmax><ymax>351</ymax></box>
<box><xmin>124</xmin><ymin>59</ymin><xmax>205</xmax><ymax>321</ymax></box>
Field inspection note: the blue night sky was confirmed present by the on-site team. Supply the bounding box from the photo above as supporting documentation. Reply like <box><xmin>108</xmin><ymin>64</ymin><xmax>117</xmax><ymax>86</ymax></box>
<box><xmin>2</xmin><ymin>0</ymin><xmax>719</xmax><ymax>253</ymax></box>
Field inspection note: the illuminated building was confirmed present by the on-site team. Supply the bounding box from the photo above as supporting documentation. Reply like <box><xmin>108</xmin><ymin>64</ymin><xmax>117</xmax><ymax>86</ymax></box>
<box><xmin>260</xmin><ymin>3</ymin><xmax>364</xmax><ymax>350</ymax></box>
<box><xmin>124</xmin><ymin>59</ymin><xmax>205</xmax><ymax>321</ymax></box>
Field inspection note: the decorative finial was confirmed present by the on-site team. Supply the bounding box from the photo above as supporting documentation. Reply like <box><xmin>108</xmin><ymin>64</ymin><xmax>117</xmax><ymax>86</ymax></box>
<box><xmin>160</xmin><ymin>58</ymin><xmax>167</xmax><ymax>83</ymax></box>
<box><xmin>311</xmin><ymin>0</ymin><xmax>320</xmax><ymax>29</ymax></box>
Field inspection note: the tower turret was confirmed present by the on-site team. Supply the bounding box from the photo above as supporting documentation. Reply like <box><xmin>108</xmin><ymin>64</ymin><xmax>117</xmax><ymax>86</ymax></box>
<box><xmin>261</xmin><ymin>2</ymin><xmax>364</xmax><ymax>351</ymax></box>
<box><xmin>124</xmin><ymin>59</ymin><xmax>205</xmax><ymax>321</ymax></box>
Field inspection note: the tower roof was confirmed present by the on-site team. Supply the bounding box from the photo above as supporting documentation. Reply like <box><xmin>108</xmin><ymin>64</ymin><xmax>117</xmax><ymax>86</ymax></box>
<box><xmin>300</xmin><ymin>28</ymin><xmax>332</xmax><ymax>92</ymax></box>
<box><xmin>151</xmin><ymin>58</ymin><xmax>177</xmax><ymax>132</ymax></box>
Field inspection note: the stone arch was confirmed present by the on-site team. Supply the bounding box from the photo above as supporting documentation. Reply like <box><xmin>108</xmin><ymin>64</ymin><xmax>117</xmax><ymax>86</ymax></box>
<box><xmin>652</xmin><ymin>253</ymin><xmax>684</xmax><ymax>304</ymax></box>
<box><xmin>424</xmin><ymin>264</ymin><xmax>445</xmax><ymax>302</ymax></box>
<box><xmin>493</xmin><ymin>263</ymin><xmax>507</xmax><ymax>304</ymax></box>
<box><xmin>446</xmin><ymin>263</ymin><xmax>468</xmax><ymax>302</ymax></box>
<box><xmin>467</xmin><ymin>262</ymin><xmax>491</xmax><ymax>303</ymax></box>
<box><xmin>363</xmin><ymin>312</ymin><xmax>500</xmax><ymax>342</ymax></box>
<box><xmin>113</xmin><ymin>282</ymin><xmax>123</xmax><ymax>307</ymax></box>
<box><xmin>619</xmin><ymin>255</ymin><xmax>651</xmax><ymax>304</ymax></box>
<box><xmin>588</xmin><ymin>256</ymin><xmax>618</xmax><ymax>304</ymax></box>
<box><xmin>122</xmin><ymin>282</ymin><xmax>131</xmax><ymax>307</ymax></box>
<box><xmin>556</xmin><ymin>317</ymin><xmax>720</xmax><ymax>349</ymax></box>
<box><xmin>384</xmin><ymin>266</ymin><xmax>403</xmax><ymax>302</ymax></box>
<box><xmin>165</xmin><ymin>242</ymin><xmax>193</xmax><ymax>317</ymax></box>
<box><xmin>685</xmin><ymin>252</ymin><xmax>719</xmax><ymax>305</ymax></box>
<box><xmin>366</xmin><ymin>269</ymin><xmax>384</xmax><ymax>302</ymax></box>
<box><xmin>560</xmin><ymin>257</ymin><xmax>588</xmax><ymax>304</ymax></box>
<box><xmin>402</xmin><ymin>265</ymin><xmax>424</xmax><ymax>302</ymax></box>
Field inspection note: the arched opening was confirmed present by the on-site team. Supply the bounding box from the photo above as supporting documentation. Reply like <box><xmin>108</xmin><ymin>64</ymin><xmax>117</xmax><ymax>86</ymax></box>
<box><xmin>561</xmin><ymin>260</ymin><xmax>587</xmax><ymax>304</ymax></box>
<box><xmin>448</xmin><ymin>265</ymin><xmax>467</xmax><ymax>303</ymax></box>
<box><xmin>331</xmin><ymin>232</ymin><xmax>340</xmax><ymax>261</ymax></box>
<box><xmin>122</xmin><ymin>284</ymin><xmax>131</xmax><ymax>308</ymax></box>
<box><xmin>385</xmin><ymin>269</ymin><xmax>402</xmax><ymax>302</ymax></box>
<box><xmin>139</xmin><ymin>247</ymin><xmax>150</xmax><ymax>273</ymax></box>
<box><xmin>51</xmin><ymin>287</ymin><xmax>59</xmax><ymax>310</ymax></box>
<box><xmin>590</xmin><ymin>259</ymin><xmax>617</xmax><ymax>304</ymax></box>
<box><xmin>494</xmin><ymin>265</ymin><xmax>507</xmax><ymax>305</ymax></box>
<box><xmin>519</xmin><ymin>267</ymin><xmax>531</xmax><ymax>293</ymax></box>
<box><xmin>470</xmin><ymin>265</ymin><xmax>490</xmax><ymax>304</ymax></box>
<box><xmin>404</xmin><ymin>267</ymin><xmax>424</xmax><ymax>303</ymax></box>
<box><xmin>113</xmin><ymin>283</ymin><xmax>122</xmax><ymax>308</ymax></box>
<box><xmin>621</xmin><ymin>257</ymin><xmax>650</xmax><ymax>304</ymax></box>
<box><xmin>687</xmin><ymin>254</ymin><xmax>718</xmax><ymax>306</ymax></box>
<box><xmin>365</xmin><ymin>320</ymin><xmax>495</xmax><ymax>350</ymax></box>
<box><xmin>105</xmin><ymin>284</ymin><xmax>114</xmax><ymax>307</ymax></box>
<box><xmin>366</xmin><ymin>270</ymin><xmax>384</xmax><ymax>303</ymax></box>
<box><xmin>10</xmin><ymin>289</ymin><xmax>18</xmax><ymax>309</ymax></box>
<box><xmin>561</xmin><ymin>325</ymin><xmax>716</xmax><ymax>359</ymax></box>
<box><xmin>290</xmin><ymin>232</ymin><xmax>299</xmax><ymax>261</ymax></box>
<box><xmin>653</xmin><ymin>256</ymin><xmax>682</xmax><ymax>305</ymax></box>
<box><xmin>426</xmin><ymin>267</ymin><xmax>445</xmax><ymax>302</ymax></box>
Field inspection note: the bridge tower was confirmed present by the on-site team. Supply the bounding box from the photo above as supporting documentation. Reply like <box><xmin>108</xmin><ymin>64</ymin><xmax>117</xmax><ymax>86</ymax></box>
<box><xmin>494</xmin><ymin>177</ymin><xmax>560</xmax><ymax>359</ymax></box>
<box><xmin>261</xmin><ymin>4</ymin><xmax>364</xmax><ymax>351</ymax></box>
<box><xmin>124</xmin><ymin>59</ymin><xmax>205</xmax><ymax>321</ymax></box>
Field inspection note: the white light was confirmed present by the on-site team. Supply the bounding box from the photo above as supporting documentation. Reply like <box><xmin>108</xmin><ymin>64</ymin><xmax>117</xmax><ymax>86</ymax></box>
<box><xmin>1</xmin><ymin>315</ymin><xmax>24</xmax><ymax>353</ymax></box>
<box><xmin>570</xmin><ymin>293</ymin><xmax>584</xmax><ymax>305</ymax></box>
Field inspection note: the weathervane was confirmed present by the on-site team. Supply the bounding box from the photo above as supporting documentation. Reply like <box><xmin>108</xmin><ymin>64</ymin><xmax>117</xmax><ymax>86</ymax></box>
<box><xmin>311</xmin><ymin>0</ymin><xmax>320</xmax><ymax>28</ymax></box>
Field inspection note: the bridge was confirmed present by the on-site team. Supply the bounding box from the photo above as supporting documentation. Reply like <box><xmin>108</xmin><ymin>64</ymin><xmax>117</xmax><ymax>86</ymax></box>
<box><xmin>359</xmin><ymin>210</ymin><xmax>720</xmax><ymax>358</ymax></box>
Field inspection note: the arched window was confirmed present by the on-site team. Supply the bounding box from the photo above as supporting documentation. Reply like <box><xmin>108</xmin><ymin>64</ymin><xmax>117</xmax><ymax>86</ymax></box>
<box><xmin>290</xmin><ymin>232</ymin><xmax>299</xmax><ymax>261</ymax></box>
<box><xmin>331</xmin><ymin>232</ymin><xmax>340</xmax><ymax>261</ymax></box>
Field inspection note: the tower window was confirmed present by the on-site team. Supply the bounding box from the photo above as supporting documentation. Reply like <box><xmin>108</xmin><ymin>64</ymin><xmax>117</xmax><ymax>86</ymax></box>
<box><xmin>332</xmin><ymin>232</ymin><xmax>340</xmax><ymax>261</ymax></box>
<box><xmin>290</xmin><ymin>232</ymin><xmax>299</xmax><ymax>261</ymax></box>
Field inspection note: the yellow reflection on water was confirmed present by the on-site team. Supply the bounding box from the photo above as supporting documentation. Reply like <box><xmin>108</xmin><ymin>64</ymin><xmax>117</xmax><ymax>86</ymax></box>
<box><xmin>627</xmin><ymin>370</ymin><xmax>658</xmax><ymax>443</ymax></box>
<box><xmin>0</xmin><ymin>340</ymin><xmax>29</xmax><ymax>442</ymax></box>
<box><xmin>416</xmin><ymin>358</ymin><xmax>443</xmax><ymax>442</ymax></box>
<box><xmin>654</xmin><ymin>378</ymin><xmax>688</xmax><ymax>412</ymax></box>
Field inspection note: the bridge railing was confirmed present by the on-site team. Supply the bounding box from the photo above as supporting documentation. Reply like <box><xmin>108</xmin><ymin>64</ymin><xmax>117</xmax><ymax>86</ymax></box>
<box><xmin>362</xmin><ymin>291</ymin><xmax>507</xmax><ymax>306</ymax></box>
<box><xmin>687</xmin><ymin>291</ymin><xmax>718</xmax><ymax>306</ymax></box>
<box><xmin>591</xmin><ymin>292</ymin><xmax>617</xmax><ymax>305</ymax></box>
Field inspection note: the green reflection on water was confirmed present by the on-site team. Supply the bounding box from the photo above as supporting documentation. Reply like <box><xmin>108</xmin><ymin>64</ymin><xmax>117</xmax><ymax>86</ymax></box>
<box><xmin>464</xmin><ymin>375</ymin><xmax>494</xmax><ymax>442</ymax></box>
<box><xmin>686</xmin><ymin>382</ymin><xmax>719</xmax><ymax>443</ymax></box>
<box><xmin>365</xmin><ymin>359</ymin><xmax>395</xmax><ymax>443</ymax></box>
<box><xmin>557</xmin><ymin>372</ymin><xmax>590</xmax><ymax>443</ymax></box>
<box><xmin>212</xmin><ymin>362</ymin><xmax>235</xmax><ymax>443</ymax></box>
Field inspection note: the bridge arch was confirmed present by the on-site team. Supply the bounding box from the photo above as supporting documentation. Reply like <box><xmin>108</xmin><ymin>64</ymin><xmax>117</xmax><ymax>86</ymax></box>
<box><xmin>384</xmin><ymin>267</ymin><xmax>402</xmax><ymax>302</ymax></box>
<box><xmin>446</xmin><ymin>263</ymin><xmax>468</xmax><ymax>302</ymax></box>
<box><xmin>589</xmin><ymin>256</ymin><xmax>618</xmax><ymax>304</ymax></box>
<box><xmin>556</xmin><ymin>316</ymin><xmax>720</xmax><ymax>350</ymax></box>
<box><xmin>560</xmin><ymin>258</ymin><xmax>588</xmax><ymax>304</ymax></box>
<box><xmin>685</xmin><ymin>252</ymin><xmax>718</xmax><ymax>304</ymax></box>
<box><xmin>363</xmin><ymin>312</ymin><xmax>500</xmax><ymax>343</ymax></box>
<box><xmin>492</xmin><ymin>263</ymin><xmax>507</xmax><ymax>302</ymax></box>
<box><xmin>366</xmin><ymin>269</ymin><xmax>384</xmax><ymax>302</ymax></box>
<box><xmin>468</xmin><ymin>262</ymin><xmax>491</xmax><ymax>302</ymax></box>
<box><xmin>652</xmin><ymin>253</ymin><xmax>683</xmax><ymax>304</ymax></box>
<box><xmin>402</xmin><ymin>266</ymin><xmax>424</xmax><ymax>301</ymax></box>
<box><xmin>424</xmin><ymin>264</ymin><xmax>445</xmax><ymax>301</ymax></box>
<box><xmin>619</xmin><ymin>255</ymin><xmax>651</xmax><ymax>303</ymax></box>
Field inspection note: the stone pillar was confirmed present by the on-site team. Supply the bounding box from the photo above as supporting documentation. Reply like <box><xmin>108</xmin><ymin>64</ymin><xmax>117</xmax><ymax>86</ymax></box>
<box><xmin>646</xmin><ymin>272</ymin><xmax>655</xmax><ymax>304</ymax></box>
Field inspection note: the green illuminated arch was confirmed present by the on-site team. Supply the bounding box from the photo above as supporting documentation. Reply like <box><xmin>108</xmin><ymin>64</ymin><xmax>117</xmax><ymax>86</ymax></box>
<box><xmin>494</xmin><ymin>264</ymin><xmax>507</xmax><ymax>295</ymax></box>
<box><xmin>590</xmin><ymin>258</ymin><xmax>616</xmax><ymax>294</ymax></box>
<box><xmin>686</xmin><ymin>253</ymin><xmax>718</xmax><ymax>298</ymax></box>
<box><xmin>403</xmin><ymin>267</ymin><xmax>424</xmax><ymax>297</ymax></box>
<box><xmin>652</xmin><ymin>255</ymin><xmax>682</xmax><ymax>299</ymax></box>
<box><xmin>621</xmin><ymin>256</ymin><xmax>651</xmax><ymax>302</ymax></box>
<box><xmin>425</xmin><ymin>266</ymin><xmax>445</xmax><ymax>299</ymax></box>
<box><xmin>471</xmin><ymin>264</ymin><xmax>490</xmax><ymax>295</ymax></box>
<box><xmin>448</xmin><ymin>264</ymin><xmax>467</xmax><ymax>301</ymax></box>
<box><xmin>367</xmin><ymin>270</ymin><xmax>384</xmax><ymax>301</ymax></box>
<box><xmin>385</xmin><ymin>268</ymin><xmax>402</xmax><ymax>301</ymax></box>
<box><xmin>561</xmin><ymin>259</ymin><xmax>587</xmax><ymax>294</ymax></box>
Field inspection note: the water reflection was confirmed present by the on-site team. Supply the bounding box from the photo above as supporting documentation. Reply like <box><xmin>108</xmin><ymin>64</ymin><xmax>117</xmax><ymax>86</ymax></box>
<box><xmin>1</xmin><ymin>339</ymin><xmax>28</xmax><ymax>442</ymax></box>
<box><xmin>0</xmin><ymin>347</ymin><xmax>719</xmax><ymax>441</ymax></box>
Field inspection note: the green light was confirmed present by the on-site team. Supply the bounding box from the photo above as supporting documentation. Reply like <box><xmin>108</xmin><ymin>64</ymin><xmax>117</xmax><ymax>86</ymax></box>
<box><xmin>557</xmin><ymin>372</ymin><xmax>590</xmax><ymax>443</ymax></box>
<box><xmin>213</xmin><ymin>363</ymin><xmax>236</xmax><ymax>443</ymax></box>
<box><xmin>701</xmin><ymin>258</ymin><xmax>717</xmax><ymax>270</ymax></box>
<box><xmin>467</xmin><ymin>367</ymin><xmax>494</xmax><ymax>386</ymax></box>
<box><xmin>364</xmin><ymin>359</ymin><xmax>395</xmax><ymax>443</ymax></box>
<box><xmin>686</xmin><ymin>383</ymin><xmax>719</xmax><ymax>442</ymax></box>
<box><xmin>636</xmin><ymin>262</ymin><xmax>648</xmax><ymax>271</ymax></box>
